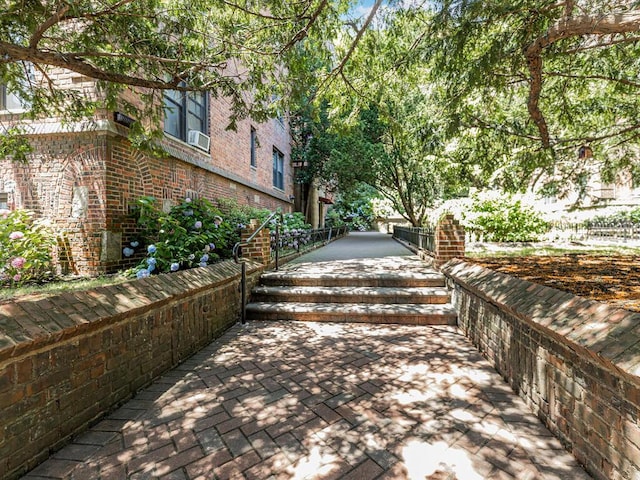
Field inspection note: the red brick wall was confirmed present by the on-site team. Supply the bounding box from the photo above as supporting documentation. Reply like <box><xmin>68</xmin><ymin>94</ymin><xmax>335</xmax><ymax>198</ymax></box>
<box><xmin>209</xmin><ymin>97</ymin><xmax>293</xmax><ymax>204</ymax></box>
<box><xmin>0</xmin><ymin>261</ymin><xmax>264</xmax><ymax>480</ymax></box>
<box><xmin>0</xmin><ymin>132</ymin><xmax>109</xmax><ymax>275</ymax></box>
<box><xmin>442</xmin><ymin>260</ymin><xmax>640</xmax><ymax>480</ymax></box>
<box><xmin>0</xmin><ymin>66</ymin><xmax>295</xmax><ymax>275</ymax></box>
<box><xmin>0</xmin><ymin>118</ymin><xmax>294</xmax><ymax>275</ymax></box>
<box><xmin>435</xmin><ymin>214</ymin><xmax>465</xmax><ymax>267</ymax></box>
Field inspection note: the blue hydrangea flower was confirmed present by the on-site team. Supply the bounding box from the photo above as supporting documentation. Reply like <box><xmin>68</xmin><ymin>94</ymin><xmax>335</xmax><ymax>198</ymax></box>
<box><xmin>147</xmin><ymin>244</ymin><xmax>157</xmax><ymax>254</ymax></box>
<box><xmin>147</xmin><ymin>257</ymin><xmax>157</xmax><ymax>265</ymax></box>
<box><xmin>200</xmin><ymin>254</ymin><xmax>209</xmax><ymax>262</ymax></box>
<box><xmin>194</xmin><ymin>221</ymin><xmax>203</xmax><ymax>229</ymax></box>
<box><xmin>199</xmin><ymin>261</ymin><xmax>207</xmax><ymax>267</ymax></box>
<box><xmin>170</xmin><ymin>262</ymin><xmax>180</xmax><ymax>272</ymax></box>
<box><xmin>188</xmin><ymin>254</ymin><xmax>195</xmax><ymax>260</ymax></box>
<box><xmin>130</xmin><ymin>241</ymin><xmax>139</xmax><ymax>248</ymax></box>
<box><xmin>136</xmin><ymin>269</ymin><xmax>150</xmax><ymax>279</ymax></box>
<box><xmin>123</xmin><ymin>247</ymin><xmax>134</xmax><ymax>257</ymax></box>
<box><xmin>209</xmin><ymin>243</ymin><xmax>216</xmax><ymax>250</ymax></box>
<box><xmin>147</xmin><ymin>263</ymin><xmax>156</xmax><ymax>272</ymax></box>
<box><xmin>185</xmin><ymin>197</ymin><xmax>192</xmax><ymax>203</ymax></box>
<box><xmin>184</xmin><ymin>209</ymin><xmax>194</xmax><ymax>217</ymax></box>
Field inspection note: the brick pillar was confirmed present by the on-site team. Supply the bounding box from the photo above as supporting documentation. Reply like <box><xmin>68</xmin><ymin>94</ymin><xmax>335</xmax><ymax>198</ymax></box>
<box><xmin>435</xmin><ymin>214</ymin><xmax>465</xmax><ymax>268</ymax></box>
<box><xmin>240</xmin><ymin>219</ymin><xmax>271</xmax><ymax>265</ymax></box>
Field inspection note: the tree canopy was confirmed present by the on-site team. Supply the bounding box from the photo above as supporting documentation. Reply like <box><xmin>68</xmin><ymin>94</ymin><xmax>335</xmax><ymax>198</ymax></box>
<box><xmin>4</xmin><ymin>0</ymin><xmax>640</xmax><ymax>214</ymax></box>
<box><xmin>0</xmin><ymin>0</ymin><xmax>386</xmax><ymax>132</ymax></box>
<box><xmin>421</xmin><ymin>0</ymin><xmax>640</xmax><ymax>192</ymax></box>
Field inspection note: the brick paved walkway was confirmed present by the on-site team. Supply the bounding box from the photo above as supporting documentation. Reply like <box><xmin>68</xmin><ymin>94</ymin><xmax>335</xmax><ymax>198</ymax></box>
<box><xmin>22</xmin><ymin>321</ymin><xmax>591</xmax><ymax>480</ymax></box>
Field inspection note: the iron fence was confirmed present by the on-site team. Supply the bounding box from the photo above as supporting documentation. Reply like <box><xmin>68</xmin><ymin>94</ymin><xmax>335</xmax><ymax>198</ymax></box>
<box><xmin>392</xmin><ymin>226</ymin><xmax>435</xmax><ymax>253</ymax></box>
<box><xmin>550</xmin><ymin>221</ymin><xmax>640</xmax><ymax>240</ymax></box>
<box><xmin>270</xmin><ymin>225</ymin><xmax>349</xmax><ymax>259</ymax></box>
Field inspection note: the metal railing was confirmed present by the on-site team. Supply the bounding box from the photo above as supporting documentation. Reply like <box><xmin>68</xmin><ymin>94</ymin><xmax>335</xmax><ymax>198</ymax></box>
<box><xmin>271</xmin><ymin>225</ymin><xmax>348</xmax><ymax>258</ymax></box>
<box><xmin>233</xmin><ymin>209</ymin><xmax>284</xmax><ymax>324</ymax></box>
<box><xmin>232</xmin><ymin>213</ymin><xmax>349</xmax><ymax>324</ymax></box>
<box><xmin>550</xmin><ymin>221</ymin><xmax>640</xmax><ymax>241</ymax></box>
<box><xmin>392</xmin><ymin>226</ymin><xmax>435</xmax><ymax>253</ymax></box>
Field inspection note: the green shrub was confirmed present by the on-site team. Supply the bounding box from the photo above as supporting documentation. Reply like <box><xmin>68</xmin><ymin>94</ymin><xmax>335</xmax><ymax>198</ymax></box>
<box><xmin>326</xmin><ymin>196</ymin><xmax>375</xmax><ymax>231</ymax></box>
<box><xmin>466</xmin><ymin>196</ymin><xmax>548</xmax><ymax>242</ymax></box>
<box><xmin>0</xmin><ymin>209</ymin><xmax>55</xmax><ymax>286</ymax></box>
<box><xmin>129</xmin><ymin>197</ymin><xmax>312</xmax><ymax>277</ymax></box>
<box><xmin>130</xmin><ymin>196</ymin><xmax>232</xmax><ymax>277</ymax></box>
<box><xmin>215</xmin><ymin>198</ymin><xmax>271</xmax><ymax>257</ymax></box>
<box><xmin>585</xmin><ymin>207</ymin><xmax>640</xmax><ymax>227</ymax></box>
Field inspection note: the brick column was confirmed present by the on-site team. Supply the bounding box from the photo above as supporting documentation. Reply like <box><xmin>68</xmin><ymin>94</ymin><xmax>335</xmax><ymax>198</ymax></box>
<box><xmin>240</xmin><ymin>219</ymin><xmax>271</xmax><ymax>265</ymax></box>
<box><xmin>435</xmin><ymin>214</ymin><xmax>465</xmax><ymax>267</ymax></box>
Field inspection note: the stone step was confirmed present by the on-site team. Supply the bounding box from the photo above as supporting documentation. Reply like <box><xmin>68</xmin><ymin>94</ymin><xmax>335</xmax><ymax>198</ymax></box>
<box><xmin>258</xmin><ymin>271</ymin><xmax>446</xmax><ymax>288</ymax></box>
<box><xmin>245</xmin><ymin>302</ymin><xmax>457</xmax><ymax>325</ymax></box>
<box><xmin>250</xmin><ymin>286</ymin><xmax>451</xmax><ymax>304</ymax></box>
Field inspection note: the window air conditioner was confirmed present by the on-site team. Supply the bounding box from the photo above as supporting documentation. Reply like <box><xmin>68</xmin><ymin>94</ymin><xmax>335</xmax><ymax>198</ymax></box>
<box><xmin>187</xmin><ymin>130</ymin><xmax>210</xmax><ymax>152</ymax></box>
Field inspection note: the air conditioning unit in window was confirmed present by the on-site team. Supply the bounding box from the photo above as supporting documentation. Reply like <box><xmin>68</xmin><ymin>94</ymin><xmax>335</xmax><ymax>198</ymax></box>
<box><xmin>187</xmin><ymin>130</ymin><xmax>210</xmax><ymax>152</ymax></box>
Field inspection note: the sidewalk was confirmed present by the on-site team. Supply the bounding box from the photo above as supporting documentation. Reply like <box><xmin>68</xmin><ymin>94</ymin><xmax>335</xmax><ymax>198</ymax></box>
<box><xmin>21</xmin><ymin>233</ymin><xmax>592</xmax><ymax>479</ymax></box>
<box><xmin>290</xmin><ymin>231</ymin><xmax>413</xmax><ymax>262</ymax></box>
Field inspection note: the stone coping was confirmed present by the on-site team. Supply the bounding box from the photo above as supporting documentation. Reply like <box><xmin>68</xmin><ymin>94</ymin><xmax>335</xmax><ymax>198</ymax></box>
<box><xmin>441</xmin><ymin>258</ymin><xmax>640</xmax><ymax>387</ymax></box>
<box><xmin>0</xmin><ymin>260</ymin><xmax>261</xmax><ymax>363</ymax></box>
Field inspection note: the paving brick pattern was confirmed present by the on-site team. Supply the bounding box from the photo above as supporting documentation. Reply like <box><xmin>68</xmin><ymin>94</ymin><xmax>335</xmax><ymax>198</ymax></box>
<box><xmin>21</xmin><ymin>321</ymin><xmax>591</xmax><ymax>480</ymax></box>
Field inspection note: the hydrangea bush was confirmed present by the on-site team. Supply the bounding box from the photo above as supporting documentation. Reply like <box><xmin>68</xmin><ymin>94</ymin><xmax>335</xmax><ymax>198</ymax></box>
<box><xmin>0</xmin><ymin>209</ymin><xmax>55</xmax><ymax>286</ymax></box>
<box><xmin>273</xmin><ymin>212</ymin><xmax>312</xmax><ymax>252</ymax></box>
<box><xmin>128</xmin><ymin>196</ymin><xmax>314</xmax><ymax>278</ymax></box>
<box><xmin>130</xmin><ymin>196</ymin><xmax>235</xmax><ymax>277</ymax></box>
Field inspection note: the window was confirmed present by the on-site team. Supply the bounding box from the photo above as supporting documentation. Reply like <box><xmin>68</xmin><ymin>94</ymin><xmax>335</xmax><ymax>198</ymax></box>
<box><xmin>250</xmin><ymin>127</ymin><xmax>257</xmax><ymax>167</ymax></box>
<box><xmin>0</xmin><ymin>84</ymin><xmax>25</xmax><ymax>111</ymax></box>
<box><xmin>163</xmin><ymin>86</ymin><xmax>208</xmax><ymax>142</ymax></box>
<box><xmin>273</xmin><ymin>148</ymin><xmax>284</xmax><ymax>190</ymax></box>
<box><xmin>0</xmin><ymin>193</ymin><xmax>8</xmax><ymax>210</ymax></box>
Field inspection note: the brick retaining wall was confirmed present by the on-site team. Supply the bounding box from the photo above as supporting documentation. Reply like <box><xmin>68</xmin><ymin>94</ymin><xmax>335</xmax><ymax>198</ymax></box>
<box><xmin>0</xmin><ymin>260</ymin><xmax>263</xmax><ymax>480</ymax></box>
<box><xmin>442</xmin><ymin>259</ymin><xmax>640</xmax><ymax>480</ymax></box>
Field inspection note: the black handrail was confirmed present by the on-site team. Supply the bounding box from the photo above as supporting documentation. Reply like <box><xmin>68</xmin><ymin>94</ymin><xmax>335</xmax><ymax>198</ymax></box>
<box><xmin>233</xmin><ymin>209</ymin><xmax>284</xmax><ymax>324</ymax></box>
<box><xmin>232</xmin><ymin>209</ymin><xmax>284</xmax><ymax>266</ymax></box>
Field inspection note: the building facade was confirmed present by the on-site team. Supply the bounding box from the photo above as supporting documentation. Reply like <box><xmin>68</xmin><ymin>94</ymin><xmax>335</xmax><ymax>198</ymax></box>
<box><xmin>0</xmin><ymin>72</ymin><xmax>294</xmax><ymax>275</ymax></box>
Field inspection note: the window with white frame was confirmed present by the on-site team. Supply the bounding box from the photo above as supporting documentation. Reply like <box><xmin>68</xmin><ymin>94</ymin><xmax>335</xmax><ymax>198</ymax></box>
<box><xmin>163</xmin><ymin>86</ymin><xmax>208</xmax><ymax>142</ymax></box>
<box><xmin>272</xmin><ymin>148</ymin><xmax>284</xmax><ymax>190</ymax></box>
<box><xmin>0</xmin><ymin>192</ymin><xmax>8</xmax><ymax>210</ymax></box>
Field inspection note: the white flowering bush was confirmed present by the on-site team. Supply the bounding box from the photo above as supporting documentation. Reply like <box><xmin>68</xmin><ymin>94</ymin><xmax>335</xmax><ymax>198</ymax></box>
<box><xmin>0</xmin><ymin>209</ymin><xmax>55</xmax><ymax>286</ymax></box>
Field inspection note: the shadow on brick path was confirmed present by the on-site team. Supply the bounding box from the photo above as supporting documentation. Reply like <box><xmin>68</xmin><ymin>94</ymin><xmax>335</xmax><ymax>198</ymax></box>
<box><xmin>21</xmin><ymin>321</ymin><xmax>591</xmax><ymax>480</ymax></box>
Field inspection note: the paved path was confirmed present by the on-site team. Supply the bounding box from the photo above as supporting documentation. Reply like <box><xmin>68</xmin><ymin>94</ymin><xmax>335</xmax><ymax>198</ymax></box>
<box><xmin>22</xmin><ymin>233</ymin><xmax>592</xmax><ymax>479</ymax></box>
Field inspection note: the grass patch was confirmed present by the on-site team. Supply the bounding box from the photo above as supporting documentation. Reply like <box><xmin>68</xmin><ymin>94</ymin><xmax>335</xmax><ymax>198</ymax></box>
<box><xmin>466</xmin><ymin>242</ymin><xmax>640</xmax><ymax>258</ymax></box>
<box><xmin>0</xmin><ymin>273</ymin><xmax>131</xmax><ymax>303</ymax></box>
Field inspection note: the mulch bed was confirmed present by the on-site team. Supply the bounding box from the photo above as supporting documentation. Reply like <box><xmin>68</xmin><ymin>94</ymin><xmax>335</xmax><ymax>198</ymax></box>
<box><xmin>465</xmin><ymin>254</ymin><xmax>640</xmax><ymax>312</ymax></box>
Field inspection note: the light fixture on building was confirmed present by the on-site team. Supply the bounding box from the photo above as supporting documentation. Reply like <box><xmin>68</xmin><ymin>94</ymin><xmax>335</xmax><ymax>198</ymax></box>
<box><xmin>114</xmin><ymin>111</ymin><xmax>136</xmax><ymax>128</ymax></box>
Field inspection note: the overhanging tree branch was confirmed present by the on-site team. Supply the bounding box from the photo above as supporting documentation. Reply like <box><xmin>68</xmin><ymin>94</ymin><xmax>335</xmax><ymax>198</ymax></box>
<box><xmin>525</xmin><ymin>11</ymin><xmax>640</xmax><ymax>148</ymax></box>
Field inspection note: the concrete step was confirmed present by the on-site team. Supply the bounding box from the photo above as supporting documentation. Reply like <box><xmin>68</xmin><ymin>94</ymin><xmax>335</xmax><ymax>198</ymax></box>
<box><xmin>258</xmin><ymin>271</ymin><xmax>446</xmax><ymax>288</ymax></box>
<box><xmin>245</xmin><ymin>302</ymin><xmax>457</xmax><ymax>325</ymax></box>
<box><xmin>250</xmin><ymin>286</ymin><xmax>451</xmax><ymax>304</ymax></box>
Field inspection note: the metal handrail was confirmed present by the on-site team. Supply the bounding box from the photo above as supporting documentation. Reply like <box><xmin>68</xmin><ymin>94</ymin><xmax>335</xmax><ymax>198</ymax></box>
<box><xmin>232</xmin><ymin>209</ymin><xmax>284</xmax><ymax>266</ymax></box>
<box><xmin>233</xmin><ymin>209</ymin><xmax>284</xmax><ymax>324</ymax></box>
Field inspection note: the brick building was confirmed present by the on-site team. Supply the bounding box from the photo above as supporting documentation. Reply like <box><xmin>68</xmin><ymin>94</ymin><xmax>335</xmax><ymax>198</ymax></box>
<box><xmin>0</xmin><ymin>73</ymin><xmax>294</xmax><ymax>276</ymax></box>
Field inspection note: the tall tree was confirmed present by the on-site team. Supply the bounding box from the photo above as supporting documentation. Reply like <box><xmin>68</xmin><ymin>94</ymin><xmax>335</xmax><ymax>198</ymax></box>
<box><xmin>423</xmin><ymin>0</ymin><xmax>640</xmax><ymax>191</ymax></box>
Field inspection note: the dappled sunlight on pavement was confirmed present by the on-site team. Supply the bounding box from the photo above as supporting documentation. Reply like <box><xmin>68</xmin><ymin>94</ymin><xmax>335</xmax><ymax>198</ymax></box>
<box><xmin>22</xmin><ymin>321</ymin><xmax>591</xmax><ymax>480</ymax></box>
